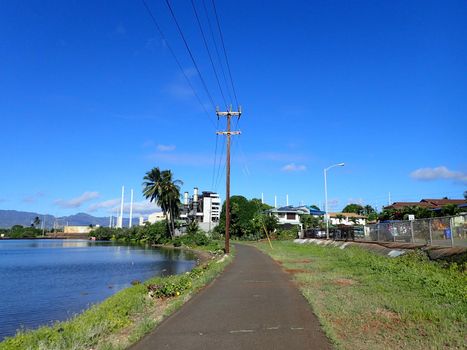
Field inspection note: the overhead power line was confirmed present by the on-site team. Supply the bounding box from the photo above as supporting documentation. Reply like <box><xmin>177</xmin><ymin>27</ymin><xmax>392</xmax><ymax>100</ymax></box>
<box><xmin>191</xmin><ymin>0</ymin><xmax>228</xmax><ymax>109</ymax></box>
<box><xmin>141</xmin><ymin>0</ymin><xmax>216</xmax><ymax>129</ymax></box>
<box><xmin>211</xmin><ymin>0</ymin><xmax>239</xmax><ymax>108</ymax></box>
<box><xmin>202</xmin><ymin>0</ymin><xmax>233</xmax><ymax>106</ymax></box>
<box><xmin>164</xmin><ymin>0</ymin><xmax>217</xmax><ymax>110</ymax></box>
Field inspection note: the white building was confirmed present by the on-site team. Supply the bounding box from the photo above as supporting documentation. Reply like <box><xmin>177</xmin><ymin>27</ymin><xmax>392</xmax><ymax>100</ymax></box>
<box><xmin>267</xmin><ymin>206</ymin><xmax>325</xmax><ymax>225</ymax></box>
<box><xmin>180</xmin><ymin>188</ymin><xmax>221</xmax><ymax>232</ymax></box>
<box><xmin>141</xmin><ymin>188</ymin><xmax>221</xmax><ymax>232</ymax></box>
<box><xmin>202</xmin><ymin>192</ymin><xmax>221</xmax><ymax>223</ymax></box>
<box><xmin>142</xmin><ymin>211</ymin><xmax>166</xmax><ymax>225</ymax></box>
<box><xmin>329</xmin><ymin>212</ymin><xmax>366</xmax><ymax>226</ymax></box>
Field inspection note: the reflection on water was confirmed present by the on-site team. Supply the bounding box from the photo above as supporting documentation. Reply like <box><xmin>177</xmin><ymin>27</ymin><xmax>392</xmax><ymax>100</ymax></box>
<box><xmin>0</xmin><ymin>239</ymin><xmax>197</xmax><ymax>340</ymax></box>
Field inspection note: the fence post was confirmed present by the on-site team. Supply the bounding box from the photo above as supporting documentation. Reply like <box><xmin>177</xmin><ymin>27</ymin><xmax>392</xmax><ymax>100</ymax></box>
<box><xmin>428</xmin><ymin>218</ymin><xmax>432</xmax><ymax>245</ymax></box>
<box><xmin>449</xmin><ymin>217</ymin><xmax>454</xmax><ymax>247</ymax></box>
<box><xmin>410</xmin><ymin>221</ymin><xmax>414</xmax><ymax>243</ymax></box>
<box><xmin>377</xmin><ymin>224</ymin><xmax>380</xmax><ymax>242</ymax></box>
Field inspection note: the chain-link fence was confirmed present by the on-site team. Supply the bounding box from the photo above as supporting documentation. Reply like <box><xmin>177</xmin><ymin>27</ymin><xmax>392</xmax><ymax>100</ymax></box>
<box><xmin>361</xmin><ymin>214</ymin><xmax>467</xmax><ymax>247</ymax></box>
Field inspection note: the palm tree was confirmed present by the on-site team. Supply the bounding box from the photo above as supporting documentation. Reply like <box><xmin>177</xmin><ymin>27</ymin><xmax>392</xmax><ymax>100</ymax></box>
<box><xmin>143</xmin><ymin>167</ymin><xmax>183</xmax><ymax>238</ymax></box>
<box><xmin>32</xmin><ymin>216</ymin><xmax>41</xmax><ymax>228</ymax></box>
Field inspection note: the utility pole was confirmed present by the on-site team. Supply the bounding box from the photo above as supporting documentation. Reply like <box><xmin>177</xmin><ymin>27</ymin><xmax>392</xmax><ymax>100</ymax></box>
<box><xmin>216</xmin><ymin>106</ymin><xmax>241</xmax><ymax>254</ymax></box>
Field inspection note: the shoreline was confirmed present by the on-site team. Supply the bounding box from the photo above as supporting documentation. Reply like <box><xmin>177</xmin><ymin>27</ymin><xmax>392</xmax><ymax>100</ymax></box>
<box><xmin>0</xmin><ymin>242</ymin><xmax>233</xmax><ymax>350</ymax></box>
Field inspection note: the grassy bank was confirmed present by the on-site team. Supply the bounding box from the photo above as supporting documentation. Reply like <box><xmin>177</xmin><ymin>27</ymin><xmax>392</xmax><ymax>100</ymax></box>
<box><xmin>254</xmin><ymin>241</ymin><xmax>466</xmax><ymax>350</ymax></box>
<box><xmin>0</xmin><ymin>242</ymin><xmax>233</xmax><ymax>350</ymax></box>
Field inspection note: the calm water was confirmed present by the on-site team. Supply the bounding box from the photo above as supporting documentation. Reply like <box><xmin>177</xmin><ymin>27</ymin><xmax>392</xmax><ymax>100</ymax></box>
<box><xmin>0</xmin><ymin>239</ymin><xmax>197</xmax><ymax>340</ymax></box>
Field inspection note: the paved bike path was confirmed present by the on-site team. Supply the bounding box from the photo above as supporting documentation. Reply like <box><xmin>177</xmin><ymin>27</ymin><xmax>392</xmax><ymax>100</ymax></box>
<box><xmin>131</xmin><ymin>244</ymin><xmax>332</xmax><ymax>350</ymax></box>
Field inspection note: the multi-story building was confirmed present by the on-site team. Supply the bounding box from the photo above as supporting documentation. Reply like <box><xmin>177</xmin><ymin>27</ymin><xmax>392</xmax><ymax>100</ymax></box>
<box><xmin>180</xmin><ymin>188</ymin><xmax>221</xmax><ymax>232</ymax></box>
<box><xmin>140</xmin><ymin>188</ymin><xmax>221</xmax><ymax>232</ymax></box>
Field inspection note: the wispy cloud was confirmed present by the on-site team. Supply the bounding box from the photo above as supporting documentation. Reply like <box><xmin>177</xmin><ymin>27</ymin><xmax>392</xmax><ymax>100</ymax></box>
<box><xmin>146</xmin><ymin>149</ymin><xmax>310</xmax><ymax>168</ymax></box>
<box><xmin>410</xmin><ymin>166</ymin><xmax>467</xmax><ymax>184</ymax></box>
<box><xmin>157</xmin><ymin>144</ymin><xmax>176</xmax><ymax>152</ymax></box>
<box><xmin>347</xmin><ymin>198</ymin><xmax>364</xmax><ymax>205</ymax></box>
<box><xmin>22</xmin><ymin>192</ymin><xmax>45</xmax><ymax>203</ymax></box>
<box><xmin>114</xmin><ymin>23</ymin><xmax>126</xmax><ymax>36</ymax></box>
<box><xmin>252</xmin><ymin>152</ymin><xmax>308</xmax><ymax>162</ymax></box>
<box><xmin>87</xmin><ymin>198</ymin><xmax>120</xmax><ymax>212</ymax></box>
<box><xmin>165</xmin><ymin>82</ymin><xmax>194</xmax><ymax>99</ymax></box>
<box><xmin>328</xmin><ymin>199</ymin><xmax>340</xmax><ymax>212</ymax></box>
<box><xmin>147</xmin><ymin>152</ymin><xmax>214</xmax><ymax>166</ymax></box>
<box><xmin>54</xmin><ymin>191</ymin><xmax>100</xmax><ymax>209</ymax></box>
<box><xmin>107</xmin><ymin>200</ymin><xmax>158</xmax><ymax>216</ymax></box>
<box><xmin>281</xmin><ymin>163</ymin><xmax>307</xmax><ymax>172</ymax></box>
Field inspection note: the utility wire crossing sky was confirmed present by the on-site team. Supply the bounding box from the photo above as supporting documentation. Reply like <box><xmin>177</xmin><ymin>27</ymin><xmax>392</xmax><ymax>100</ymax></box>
<box><xmin>0</xmin><ymin>0</ymin><xmax>466</xmax><ymax>217</ymax></box>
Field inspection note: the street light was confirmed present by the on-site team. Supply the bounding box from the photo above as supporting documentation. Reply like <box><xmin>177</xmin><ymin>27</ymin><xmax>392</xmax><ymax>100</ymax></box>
<box><xmin>324</xmin><ymin>162</ymin><xmax>345</xmax><ymax>240</ymax></box>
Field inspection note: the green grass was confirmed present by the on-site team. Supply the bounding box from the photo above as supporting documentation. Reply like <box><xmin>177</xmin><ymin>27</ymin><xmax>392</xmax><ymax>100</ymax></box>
<box><xmin>254</xmin><ymin>241</ymin><xmax>467</xmax><ymax>350</ymax></box>
<box><xmin>0</xmin><ymin>243</ymin><xmax>233</xmax><ymax>350</ymax></box>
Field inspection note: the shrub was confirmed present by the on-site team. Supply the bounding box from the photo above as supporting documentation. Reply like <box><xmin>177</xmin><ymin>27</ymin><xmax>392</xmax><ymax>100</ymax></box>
<box><xmin>91</xmin><ymin>227</ymin><xmax>113</xmax><ymax>241</ymax></box>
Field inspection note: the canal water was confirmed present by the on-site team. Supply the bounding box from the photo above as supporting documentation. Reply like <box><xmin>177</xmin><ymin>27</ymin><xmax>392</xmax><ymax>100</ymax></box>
<box><xmin>0</xmin><ymin>239</ymin><xmax>197</xmax><ymax>340</ymax></box>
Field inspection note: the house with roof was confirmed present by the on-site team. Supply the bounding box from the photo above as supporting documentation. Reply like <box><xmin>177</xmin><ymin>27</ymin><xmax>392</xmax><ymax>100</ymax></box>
<box><xmin>384</xmin><ymin>198</ymin><xmax>467</xmax><ymax>211</ymax></box>
<box><xmin>267</xmin><ymin>205</ymin><xmax>325</xmax><ymax>225</ymax></box>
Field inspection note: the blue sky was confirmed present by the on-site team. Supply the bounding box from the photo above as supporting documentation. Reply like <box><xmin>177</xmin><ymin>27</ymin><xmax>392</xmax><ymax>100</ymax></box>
<box><xmin>1</xmin><ymin>0</ymin><xmax>466</xmax><ymax>218</ymax></box>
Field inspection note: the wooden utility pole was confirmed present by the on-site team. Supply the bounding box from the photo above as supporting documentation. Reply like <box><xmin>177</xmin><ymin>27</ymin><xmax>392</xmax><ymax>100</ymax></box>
<box><xmin>216</xmin><ymin>106</ymin><xmax>241</xmax><ymax>254</ymax></box>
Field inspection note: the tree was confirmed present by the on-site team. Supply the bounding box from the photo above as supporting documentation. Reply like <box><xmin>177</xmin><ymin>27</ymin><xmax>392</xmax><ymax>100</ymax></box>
<box><xmin>300</xmin><ymin>214</ymin><xmax>322</xmax><ymax>229</ymax></box>
<box><xmin>440</xmin><ymin>204</ymin><xmax>460</xmax><ymax>216</ymax></box>
<box><xmin>32</xmin><ymin>216</ymin><xmax>41</xmax><ymax>228</ymax></box>
<box><xmin>363</xmin><ymin>205</ymin><xmax>376</xmax><ymax>215</ymax></box>
<box><xmin>216</xmin><ymin>196</ymin><xmax>270</xmax><ymax>238</ymax></box>
<box><xmin>342</xmin><ymin>204</ymin><xmax>364</xmax><ymax>214</ymax></box>
<box><xmin>309</xmin><ymin>204</ymin><xmax>321</xmax><ymax>211</ymax></box>
<box><xmin>252</xmin><ymin>213</ymin><xmax>278</xmax><ymax>238</ymax></box>
<box><xmin>143</xmin><ymin>167</ymin><xmax>183</xmax><ymax>238</ymax></box>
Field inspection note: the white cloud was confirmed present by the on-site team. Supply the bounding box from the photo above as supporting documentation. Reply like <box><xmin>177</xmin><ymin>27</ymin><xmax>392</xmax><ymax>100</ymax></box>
<box><xmin>87</xmin><ymin>198</ymin><xmax>120</xmax><ymax>212</ymax></box>
<box><xmin>105</xmin><ymin>200</ymin><xmax>159</xmax><ymax>216</ymax></box>
<box><xmin>54</xmin><ymin>191</ymin><xmax>100</xmax><ymax>208</ymax></box>
<box><xmin>147</xmin><ymin>151</ymin><xmax>214</xmax><ymax>166</ymax></box>
<box><xmin>410</xmin><ymin>166</ymin><xmax>467</xmax><ymax>184</ymax></box>
<box><xmin>22</xmin><ymin>192</ymin><xmax>45</xmax><ymax>203</ymax></box>
<box><xmin>327</xmin><ymin>199</ymin><xmax>340</xmax><ymax>211</ymax></box>
<box><xmin>114</xmin><ymin>23</ymin><xmax>126</xmax><ymax>35</ymax></box>
<box><xmin>157</xmin><ymin>144</ymin><xmax>176</xmax><ymax>152</ymax></box>
<box><xmin>347</xmin><ymin>198</ymin><xmax>364</xmax><ymax>205</ymax></box>
<box><xmin>281</xmin><ymin>163</ymin><xmax>307</xmax><ymax>172</ymax></box>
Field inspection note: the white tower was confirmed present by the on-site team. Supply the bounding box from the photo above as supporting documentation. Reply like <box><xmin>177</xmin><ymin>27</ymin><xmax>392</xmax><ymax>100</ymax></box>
<box><xmin>129</xmin><ymin>189</ymin><xmax>134</xmax><ymax>228</ymax></box>
<box><xmin>118</xmin><ymin>186</ymin><xmax>124</xmax><ymax>228</ymax></box>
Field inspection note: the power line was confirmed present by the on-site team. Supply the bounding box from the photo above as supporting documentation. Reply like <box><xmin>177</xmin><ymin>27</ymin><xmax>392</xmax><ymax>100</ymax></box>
<box><xmin>191</xmin><ymin>0</ymin><xmax>228</xmax><ymax>109</ymax></box>
<box><xmin>214</xmin><ymin>136</ymin><xmax>226</xmax><ymax>191</ymax></box>
<box><xmin>141</xmin><ymin>0</ymin><xmax>216</xmax><ymax>129</ymax></box>
<box><xmin>211</xmin><ymin>134</ymin><xmax>220</xmax><ymax>190</ymax></box>
<box><xmin>164</xmin><ymin>0</ymin><xmax>217</xmax><ymax>110</ymax></box>
<box><xmin>211</xmin><ymin>0</ymin><xmax>239</xmax><ymax>108</ymax></box>
<box><xmin>202</xmin><ymin>0</ymin><xmax>234</xmax><ymax>106</ymax></box>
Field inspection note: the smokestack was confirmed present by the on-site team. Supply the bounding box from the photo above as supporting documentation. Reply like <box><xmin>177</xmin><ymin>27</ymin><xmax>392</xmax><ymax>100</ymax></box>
<box><xmin>286</xmin><ymin>194</ymin><xmax>289</xmax><ymax>206</ymax></box>
<box><xmin>129</xmin><ymin>189</ymin><xmax>134</xmax><ymax>228</ymax></box>
<box><xmin>118</xmin><ymin>186</ymin><xmax>124</xmax><ymax>228</ymax></box>
<box><xmin>261</xmin><ymin>193</ymin><xmax>264</xmax><ymax>204</ymax></box>
<box><xmin>193</xmin><ymin>187</ymin><xmax>199</xmax><ymax>215</ymax></box>
<box><xmin>184</xmin><ymin>191</ymin><xmax>189</xmax><ymax>205</ymax></box>
<box><xmin>274</xmin><ymin>195</ymin><xmax>277</xmax><ymax>208</ymax></box>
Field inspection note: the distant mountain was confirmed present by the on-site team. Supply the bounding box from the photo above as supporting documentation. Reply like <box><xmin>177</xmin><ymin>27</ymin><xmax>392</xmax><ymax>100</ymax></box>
<box><xmin>0</xmin><ymin>210</ymin><xmax>138</xmax><ymax>229</ymax></box>
<box><xmin>0</xmin><ymin>210</ymin><xmax>56</xmax><ymax>229</ymax></box>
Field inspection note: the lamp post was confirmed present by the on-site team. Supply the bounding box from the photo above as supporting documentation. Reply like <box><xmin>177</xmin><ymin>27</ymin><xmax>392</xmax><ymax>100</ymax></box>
<box><xmin>324</xmin><ymin>162</ymin><xmax>345</xmax><ymax>239</ymax></box>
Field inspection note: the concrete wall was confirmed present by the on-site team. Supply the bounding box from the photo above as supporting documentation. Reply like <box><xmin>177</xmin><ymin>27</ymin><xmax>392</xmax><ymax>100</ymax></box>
<box><xmin>64</xmin><ymin>226</ymin><xmax>93</xmax><ymax>234</ymax></box>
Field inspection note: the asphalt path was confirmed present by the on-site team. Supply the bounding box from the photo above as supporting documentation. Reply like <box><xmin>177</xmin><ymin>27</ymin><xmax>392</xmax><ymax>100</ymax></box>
<box><xmin>130</xmin><ymin>244</ymin><xmax>332</xmax><ymax>350</ymax></box>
